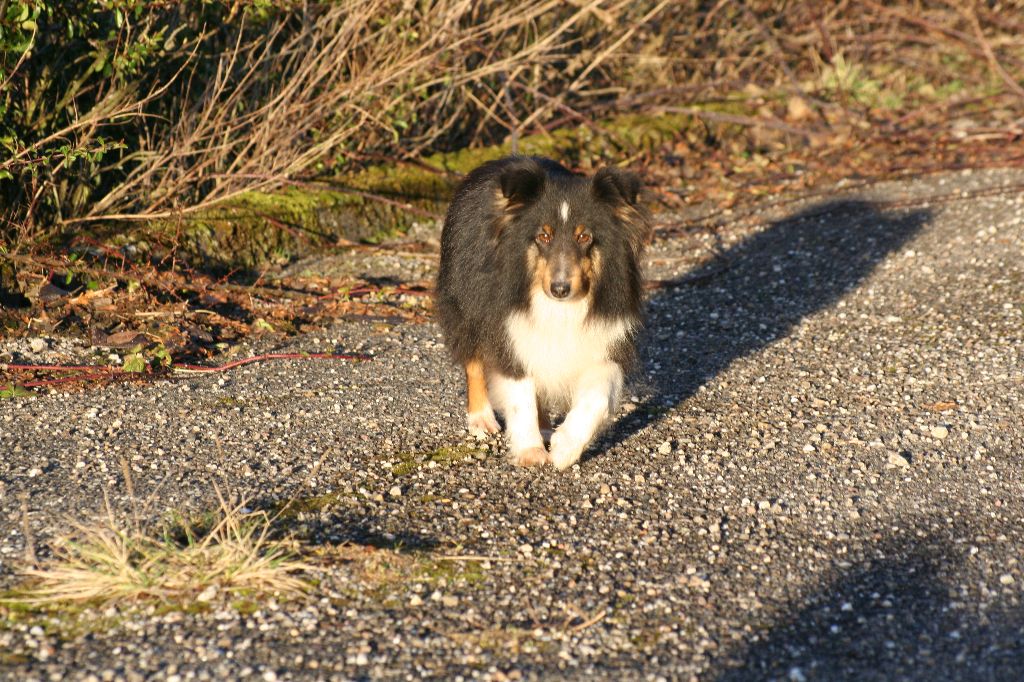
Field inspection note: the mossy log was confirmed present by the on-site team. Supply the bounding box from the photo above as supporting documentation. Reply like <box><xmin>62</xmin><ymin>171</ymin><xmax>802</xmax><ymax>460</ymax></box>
<box><xmin>122</xmin><ymin>111</ymin><xmax>700</xmax><ymax>272</ymax></box>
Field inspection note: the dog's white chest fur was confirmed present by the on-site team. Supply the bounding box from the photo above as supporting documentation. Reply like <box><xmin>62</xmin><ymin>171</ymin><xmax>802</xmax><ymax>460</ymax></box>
<box><xmin>505</xmin><ymin>292</ymin><xmax>631</xmax><ymax>405</ymax></box>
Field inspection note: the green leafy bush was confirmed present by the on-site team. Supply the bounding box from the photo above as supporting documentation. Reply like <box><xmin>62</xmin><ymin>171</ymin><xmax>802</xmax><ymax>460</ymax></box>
<box><xmin>1</xmin><ymin>0</ymin><xmax>216</xmax><ymax>237</ymax></box>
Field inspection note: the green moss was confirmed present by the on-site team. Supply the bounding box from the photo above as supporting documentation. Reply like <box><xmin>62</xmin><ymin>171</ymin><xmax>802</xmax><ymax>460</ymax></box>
<box><xmin>392</xmin><ymin>444</ymin><xmax>483</xmax><ymax>476</ymax></box>
<box><xmin>394</xmin><ymin>457</ymin><xmax>420</xmax><ymax>477</ymax></box>
<box><xmin>230</xmin><ymin>598</ymin><xmax>260</xmax><ymax>616</ymax></box>
<box><xmin>0</xmin><ymin>596</ymin><xmax>124</xmax><ymax>640</ymax></box>
<box><xmin>415</xmin><ymin>557</ymin><xmax>485</xmax><ymax>585</ymax></box>
<box><xmin>428</xmin><ymin>444</ymin><xmax>479</xmax><ymax>464</ymax></box>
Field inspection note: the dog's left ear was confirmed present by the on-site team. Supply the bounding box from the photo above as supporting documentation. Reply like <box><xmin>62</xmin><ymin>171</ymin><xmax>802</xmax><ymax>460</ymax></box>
<box><xmin>592</xmin><ymin>167</ymin><xmax>651</xmax><ymax>255</ymax></box>
<box><xmin>593</xmin><ymin>167</ymin><xmax>641</xmax><ymax>207</ymax></box>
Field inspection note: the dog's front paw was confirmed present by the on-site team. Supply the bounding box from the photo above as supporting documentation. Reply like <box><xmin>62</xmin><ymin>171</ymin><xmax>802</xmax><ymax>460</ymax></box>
<box><xmin>510</xmin><ymin>446</ymin><xmax>548</xmax><ymax>467</ymax></box>
<box><xmin>467</xmin><ymin>407</ymin><xmax>500</xmax><ymax>437</ymax></box>
<box><xmin>549</xmin><ymin>431</ymin><xmax>584</xmax><ymax>471</ymax></box>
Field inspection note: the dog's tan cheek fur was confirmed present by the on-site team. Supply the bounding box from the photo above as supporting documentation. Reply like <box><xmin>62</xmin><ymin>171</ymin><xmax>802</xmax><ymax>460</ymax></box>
<box><xmin>578</xmin><ymin>248</ymin><xmax>601</xmax><ymax>297</ymax></box>
<box><xmin>569</xmin><ymin>263</ymin><xmax>586</xmax><ymax>297</ymax></box>
<box><xmin>528</xmin><ymin>248</ymin><xmax>550</xmax><ymax>297</ymax></box>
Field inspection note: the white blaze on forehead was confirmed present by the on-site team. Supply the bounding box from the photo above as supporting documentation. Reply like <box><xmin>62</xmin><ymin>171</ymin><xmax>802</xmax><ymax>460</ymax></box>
<box><xmin>559</xmin><ymin>200</ymin><xmax>569</xmax><ymax>224</ymax></box>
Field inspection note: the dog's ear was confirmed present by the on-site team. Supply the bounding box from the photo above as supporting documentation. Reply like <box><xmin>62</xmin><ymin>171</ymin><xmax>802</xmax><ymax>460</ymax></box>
<box><xmin>593</xmin><ymin>166</ymin><xmax>641</xmax><ymax>207</ymax></box>
<box><xmin>592</xmin><ymin>166</ymin><xmax>651</xmax><ymax>256</ymax></box>
<box><xmin>499</xmin><ymin>157</ymin><xmax>545</xmax><ymax>207</ymax></box>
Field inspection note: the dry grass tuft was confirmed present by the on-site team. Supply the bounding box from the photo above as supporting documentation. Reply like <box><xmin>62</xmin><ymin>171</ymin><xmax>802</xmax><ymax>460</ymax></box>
<box><xmin>11</xmin><ymin>488</ymin><xmax>309</xmax><ymax>607</ymax></box>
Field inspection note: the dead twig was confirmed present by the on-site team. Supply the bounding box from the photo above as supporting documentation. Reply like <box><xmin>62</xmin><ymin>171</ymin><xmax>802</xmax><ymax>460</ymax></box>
<box><xmin>658</xmin><ymin>106</ymin><xmax>815</xmax><ymax>138</ymax></box>
<box><xmin>569</xmin><ymin>608</ymin><xmax>607</xmax><ymax>634</ymax></box>
<box><xmin>961</xmin><ymin>4</ymin><xmax>1024</xmax><ymax>101</ymax></box>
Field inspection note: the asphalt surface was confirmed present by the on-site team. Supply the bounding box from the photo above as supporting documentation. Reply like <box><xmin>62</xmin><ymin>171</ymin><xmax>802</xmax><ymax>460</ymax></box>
<box><xmin>2</xmin><ymin>167</ymin><xmax>1023</xmax><ymax>681</ymax></box>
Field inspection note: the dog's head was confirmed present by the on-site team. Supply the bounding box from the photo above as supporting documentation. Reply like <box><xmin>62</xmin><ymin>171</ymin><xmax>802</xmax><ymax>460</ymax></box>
<box><xmin>495</xmin><ymin>157</ymin><xmax>651</xmax><ymax>302</ymax></box>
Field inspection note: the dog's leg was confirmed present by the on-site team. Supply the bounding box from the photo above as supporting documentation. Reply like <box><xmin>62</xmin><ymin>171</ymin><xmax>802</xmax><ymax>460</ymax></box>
<box><xmin>537</xmin><ymin>398</ymin><xmax>553</xmax><ymax>443</ymax></box>
<box><xmin>465</xmin><ymin>358</ymin><xmax>500</xmax><ymax>437</ymax></box>
<box><xmin>549</xmin><ymin>361</ymin><xmax>623</xmax><ymax>470</ymax></box>
<box><xmin>489</xmin><ymin>373</ymin><xmax>547</xmax><ymax>466</ymax></box>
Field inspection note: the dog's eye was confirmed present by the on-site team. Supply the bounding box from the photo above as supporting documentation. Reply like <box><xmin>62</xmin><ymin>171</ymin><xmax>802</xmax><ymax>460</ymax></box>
<box><xmin>576</xmin><ymin>232</ymin><xmax>592</xmax><ymax>245</ymax></box>
<box><xmin>536</xmin><ymin>231</ymin><xmax>552</xmax><ymax>245</ymax></box>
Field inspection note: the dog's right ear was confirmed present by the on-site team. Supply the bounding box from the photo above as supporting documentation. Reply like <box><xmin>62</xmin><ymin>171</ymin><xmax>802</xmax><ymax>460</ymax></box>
<box><xmin>498</xmin><ymin>157</ymin><xmax>545</xmax><ymax>208</ymax></box>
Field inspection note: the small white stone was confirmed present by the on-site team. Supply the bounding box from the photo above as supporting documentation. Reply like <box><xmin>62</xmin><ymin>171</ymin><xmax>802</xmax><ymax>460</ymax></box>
<box><xmin>888</xmin><ymin>452</ymin><xmax>911</xmax><ymax>468</ymax></box>
<box><xmin>931</xmin><ymin>425</ymin><xmax>949</xmax><ymax>439</ymax></box>
<box><xmin>657</xmin><ymin>441</ymin><xmax>672</xmax><ymax>455</ymax></box>
<box><xmin>999</xmin><ymin>574</ymin><xmax>1014</xmax><ymax>585</ymax></box>
<box><xmin>388</xmin><ymin>485</ymin><xmax>402</xmax><ymax>497</ymax></box>
<box><xmin>409</xmin><ymin>595</ymin><xmax>423</xmax><ymax>607</ymax></box>
<box><xmin>196</xmin><ymin>585</ymin><xmax>218</xmax><ymax>602</ymax></box>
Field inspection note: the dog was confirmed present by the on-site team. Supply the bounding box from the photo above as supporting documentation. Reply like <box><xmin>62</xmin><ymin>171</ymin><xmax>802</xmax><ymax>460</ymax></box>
<box><xmin>436</xmin><ymin>156</ymin><xmax>651</xmax><ymax>469</ymax></box>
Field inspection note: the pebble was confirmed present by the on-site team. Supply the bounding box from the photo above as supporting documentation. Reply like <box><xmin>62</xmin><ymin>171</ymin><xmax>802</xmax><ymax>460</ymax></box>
<box><xmin>888</xmin><ymin>452</ymin><xmax>911</xmax><ymax>468</ymax></box>
<box><xmin>196</xmin><ymin>585</ymin><xmax>218</xmax><ymax>602</ymax></box>
<box><xmin>657</xmin><ymin>441</ymin><xmax>672</xmax><ymax>454</ymax></box>
<box><xmin>388</xmin><ymin>485</ymin><xmax>402</xmax><ymax>497</ymax></box>
<box><xmin>931</xmin><ymin>425</ymin><xmax>949</xmax><ymax>439</ymax></box>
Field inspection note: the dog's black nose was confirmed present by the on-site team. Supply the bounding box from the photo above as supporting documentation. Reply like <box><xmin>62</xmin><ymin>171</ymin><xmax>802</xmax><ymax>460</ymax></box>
<box><xmin>550</xmin><ymin>281</ymin><xmax>571</xmax><ymax>299</ymax></box>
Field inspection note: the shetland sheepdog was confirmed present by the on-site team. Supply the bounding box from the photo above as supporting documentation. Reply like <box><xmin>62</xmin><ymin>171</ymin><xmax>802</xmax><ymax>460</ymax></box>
<box><xmin>436</xmin><ymin>156</ymin><xmax>651</xmax><ymax>469</ymax></box>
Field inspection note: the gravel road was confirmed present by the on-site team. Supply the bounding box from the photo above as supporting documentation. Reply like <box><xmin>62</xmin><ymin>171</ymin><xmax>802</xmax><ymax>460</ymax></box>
<box><xmin>2</xmin><ymin>168</ymin><xmax>1023</xmax><ymax>681</ymax></box>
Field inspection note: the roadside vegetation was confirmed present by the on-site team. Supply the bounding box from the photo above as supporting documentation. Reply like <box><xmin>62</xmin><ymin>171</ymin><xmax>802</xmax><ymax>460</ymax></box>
<box><xmin>1</xmin><ymin>0</ymin><xmax>1021</xmax><ymax>375</ymax></box>
<box><xmin>3</xmin><ymin>480</ymin><xmax>309</xmax><ymax>609</ymax></box>
<box><xmin>0</xmin><ymin>459</ymin><xmax>492</xmax><ymax>633</ymax></box>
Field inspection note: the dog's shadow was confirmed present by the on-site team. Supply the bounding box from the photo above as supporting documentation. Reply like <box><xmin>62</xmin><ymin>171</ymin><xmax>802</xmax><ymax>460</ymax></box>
<box><xmin>598</xmin><ymin>199</ymin><xmax>932</xmax><ymax>453</ymax></box>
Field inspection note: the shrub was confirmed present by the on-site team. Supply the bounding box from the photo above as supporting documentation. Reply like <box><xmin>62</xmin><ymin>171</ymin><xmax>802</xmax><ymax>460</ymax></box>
<box><xmin>0</xmin><ymin>0</ymin><xmax>672</xmax><ymax>244</ymax></box>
